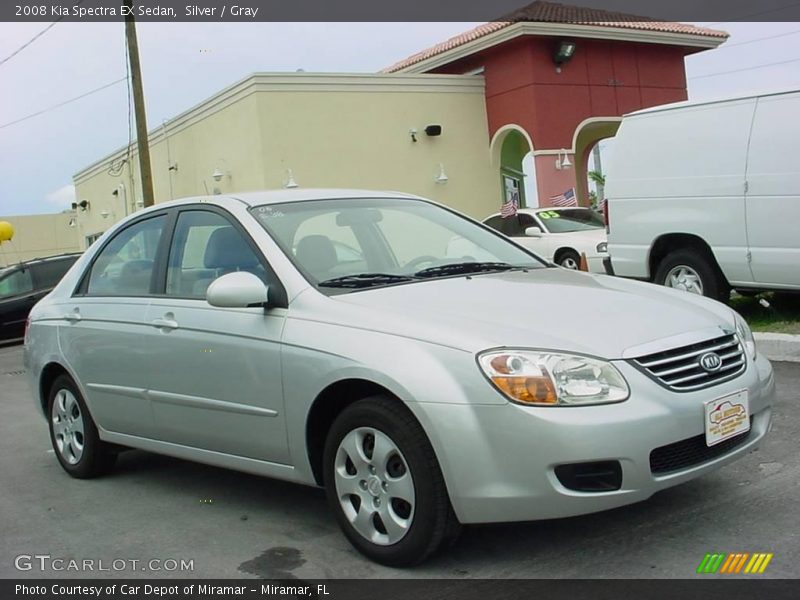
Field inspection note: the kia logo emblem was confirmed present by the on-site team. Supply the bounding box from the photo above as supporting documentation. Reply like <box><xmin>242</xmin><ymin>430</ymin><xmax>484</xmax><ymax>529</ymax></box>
<box><xmin>699</xmin><ymin>352</ymin><xmax>723</xmax><ymax>372</ymax></box>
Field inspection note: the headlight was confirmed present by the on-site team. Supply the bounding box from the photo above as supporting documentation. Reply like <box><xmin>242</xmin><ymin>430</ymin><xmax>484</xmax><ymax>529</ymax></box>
<box><xmin>478</xmin><ymin>350</ymin><xmax>629</xmax><ymax>406</ymax></box>
<box><xmin>734</xmin><ymin>312</ymin><xmax>757</xmax><ymax>360</ymax></box>
<box><xmin>596</xmin><ymin>242</ymin><xmax>608</xmax><ymax>254</ymax></box>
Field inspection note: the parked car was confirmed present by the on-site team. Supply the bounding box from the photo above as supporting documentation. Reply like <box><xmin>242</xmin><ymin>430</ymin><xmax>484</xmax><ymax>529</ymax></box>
<box><xmin>482</xmin><ymin>207</ymin><xmax>608</xmax><ymax>272</ymax></box>
<box><xmin>0</xmin><ymin>253</ymin><xmax>80</xmax><ymax>343</ymax></box>
<box><xmin>605</xmin><ymin>89</ymin><xmax>800</xmax><ymax>301</ymax></box>
<box><xmin>25</xmin><ymin>190</ymin><xmax>774</xmax><ymax>566</ymax></box>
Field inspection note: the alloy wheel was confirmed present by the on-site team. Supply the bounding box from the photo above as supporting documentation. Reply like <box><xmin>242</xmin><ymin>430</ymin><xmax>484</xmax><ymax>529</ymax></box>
<box><xmin>665</xmin><ymin>265</ymin><xmax>704</xmax><ymax>295</ymax></box>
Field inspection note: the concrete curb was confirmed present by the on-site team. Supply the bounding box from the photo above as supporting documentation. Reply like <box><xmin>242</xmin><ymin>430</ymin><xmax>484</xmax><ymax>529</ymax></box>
<box><xmin>754</xmin><ymin>332</ymin><xmax>800</xmax><ymax>363</ymax></box>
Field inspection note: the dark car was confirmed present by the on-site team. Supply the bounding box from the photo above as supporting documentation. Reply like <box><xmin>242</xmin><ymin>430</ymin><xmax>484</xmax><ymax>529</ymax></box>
<box><xmin>0</xmin><ymin>253</ymin><xmax>80</xmax><ymax>343</ymax></box>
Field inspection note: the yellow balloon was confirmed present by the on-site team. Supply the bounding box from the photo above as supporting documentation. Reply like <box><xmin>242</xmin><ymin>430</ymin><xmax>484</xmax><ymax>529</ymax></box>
<box><xmin>0</xmin><ymin>221</ymin><xmax>13</xmax><ymax>243</ymax></box>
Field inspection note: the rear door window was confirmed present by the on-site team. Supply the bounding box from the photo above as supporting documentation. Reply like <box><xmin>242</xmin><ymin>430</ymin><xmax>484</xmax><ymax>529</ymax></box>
<box><xmin>85</xmin><ymin>216</ymin><xmax>167</xmax><ymax>296</ymax></box>
<box><xmin>0</xmin><ymin>268</ymin><xmax>33</xmax><ymax>299</ymax></box>
<box><xmin>31</xmin><ymin>257</ymin><xmax>79</xmax><ymax>289</ymax></box>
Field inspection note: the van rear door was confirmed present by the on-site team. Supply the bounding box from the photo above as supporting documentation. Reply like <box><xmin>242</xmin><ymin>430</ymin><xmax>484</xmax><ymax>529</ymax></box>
<box><xmin>744</xmin><ymin>92</ymin><xmax>800</xmax><ymax>287</ymax></box>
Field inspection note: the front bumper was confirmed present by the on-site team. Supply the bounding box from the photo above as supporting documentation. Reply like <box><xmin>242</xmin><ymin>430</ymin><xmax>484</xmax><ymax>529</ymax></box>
<box><xmin>412</xmin><ymin>354</ymin><xmax>775</xmax><ymax>524</ymax></box>
<box><xmin>603</xmin><ymin>256</ymin><xmax>615</xmax><ymax>276</ymax></box>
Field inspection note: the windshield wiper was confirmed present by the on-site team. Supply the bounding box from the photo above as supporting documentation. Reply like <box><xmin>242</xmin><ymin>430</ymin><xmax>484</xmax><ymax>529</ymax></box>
<box><xmin>318</xmin><ymin>273</ymin><xmax>418</xmax><ymax>289</ymax></box>
<box><xmin>413</xmin><ymin>261</ymin><xmax>523</xmax><ymax>278</ymax></box>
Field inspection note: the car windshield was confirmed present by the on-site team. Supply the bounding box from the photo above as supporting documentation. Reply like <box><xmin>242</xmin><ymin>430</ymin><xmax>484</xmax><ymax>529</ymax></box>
<box><xmin>250</xmin><ymin>197</ymin><xmax>546</xmax><ymax>290</ymax></box>
<box><xmin>538</xmin><ymin>209</ymin><xmax>604</xmax><ymax>233</ymax></box>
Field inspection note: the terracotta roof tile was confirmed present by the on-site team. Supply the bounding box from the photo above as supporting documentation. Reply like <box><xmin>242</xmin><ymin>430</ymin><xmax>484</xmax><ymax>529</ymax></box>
<box><xmin>383</xmin><ymin>1</ymin><xmax>728</xmax><ymax>73</ymax></box>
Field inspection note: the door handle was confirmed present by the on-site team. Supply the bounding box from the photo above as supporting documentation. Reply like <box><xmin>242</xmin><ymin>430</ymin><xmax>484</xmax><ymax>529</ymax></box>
<box><xmin>151</xmin><ymin>317</ymin><xmax>178</xmax><ymax>330</ymax></box>
<box><xmin>63</xmin><ymin>309</ymin><xmax>81</xmax><ymax>322</ymax></box>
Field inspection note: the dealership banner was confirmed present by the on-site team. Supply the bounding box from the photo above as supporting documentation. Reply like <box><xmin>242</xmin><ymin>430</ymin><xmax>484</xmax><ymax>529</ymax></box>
<box><xmin>3</xmin><ymin>0</ymin><xmax>800</xmax><ymax>22</ymax></box>
<box><xmin>4</xmin><ymin>579</ymin><xmax>800</xmax><ymax>600</ymax></box>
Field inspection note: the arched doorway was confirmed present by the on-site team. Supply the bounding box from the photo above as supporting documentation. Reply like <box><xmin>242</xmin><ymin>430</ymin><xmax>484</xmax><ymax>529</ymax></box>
<box><xmin>572</xmin><ymin>118</ymin><xmax>622</xmax><ymax>208</ymax></box>
<box><xmin>490</xmin><ymin>125</ymin><xmax>535</xmax><ymax>212</ymax></box>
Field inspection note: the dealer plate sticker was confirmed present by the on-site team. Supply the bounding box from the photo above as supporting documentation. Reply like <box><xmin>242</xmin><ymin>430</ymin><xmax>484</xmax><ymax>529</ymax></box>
<box><xmin>704</xmin><ymin>389</ymin><xmax>750</xmax><ymax>447</ymax></box>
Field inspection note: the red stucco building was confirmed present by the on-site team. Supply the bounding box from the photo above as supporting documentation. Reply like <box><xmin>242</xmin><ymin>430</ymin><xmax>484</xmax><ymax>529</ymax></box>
<box><xmin>385</xmin><ymin>1</ymin><xmax>728</xmax><ymax>206</ymax></box>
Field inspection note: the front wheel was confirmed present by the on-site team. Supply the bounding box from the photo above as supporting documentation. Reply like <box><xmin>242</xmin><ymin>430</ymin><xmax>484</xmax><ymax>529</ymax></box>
<box><xmin>323</xmin><ymin>397</ymin><xmax>460</xmax><ymax>566</ymax></box>
<box><xmin>654</xmin><ymin>249</ymin><xmax>729</xmax><ymax>302</ymax></box>
<box><xmin>557</xmin><ymin>250</ymin><xmax>581</xmax><ymax>270</ymax></box>
<box><xmin>48</xmin><ymin>375</ymin><xmax>117</xmax><ymax>478</ymax></box>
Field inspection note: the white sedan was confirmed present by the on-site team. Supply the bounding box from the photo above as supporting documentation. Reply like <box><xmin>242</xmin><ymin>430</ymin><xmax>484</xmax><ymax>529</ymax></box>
<box><xmin>483</xmin><ymin>207</ymin><xmax>608</xmax><ymax>272</ymax></box>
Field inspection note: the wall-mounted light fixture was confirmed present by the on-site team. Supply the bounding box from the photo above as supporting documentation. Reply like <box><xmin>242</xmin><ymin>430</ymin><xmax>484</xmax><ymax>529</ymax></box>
<box><xmin>78</xmin><ymin>200</ymin><xmax>90</xmax><ymax>211</ymax></box>
<box><xmin>168</xmin><ymin>162</ymin><xmax>178</xmax><ymax>172</ymax></box>
<box><xmin>435</xmin><ymin>163</ymin><xmax>449</xmax><ymax>185</ymax></box>
<box><xmin>553</xmin><ymin>40</ymin><xmax>576</xmax><ymax>72</ymax></box>
<box><xmin>409</xmin><ymin>128</ymin><xmax>418</xmax><ymax>143</ymax></box>
<box><xmin>555</xmin><ymin>149</ymin><xmax>572</xmax><ymax>170</ymax></box>
<box><xmin>425</xmin><ymin>124</ymin><xmax>443</xmax><ymax>137</ymax></box>
<box><xmin>100</xmin><ymin>210</ymin><xmax>110</xmax><ymax>219</ymax></box>
<box><xmin>284</xmin><ymin>169</ymin><xmax>299</xmax><ymax>189</ymax></box>
<box><xmin>211</xmin><ymin>167</ymin><xmax>224</xmax><ymax>182</ymax></box>
<box><xmin>68</xmin><ymin>217</ymin><xmax>76</xmax><ymax>228</ymax></box>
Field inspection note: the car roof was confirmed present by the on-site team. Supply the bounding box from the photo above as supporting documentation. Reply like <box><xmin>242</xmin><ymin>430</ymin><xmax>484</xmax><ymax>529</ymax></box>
<box><xmin>0</xmin><ymin>252</ymin><xmax>81</xmax><ymax>271</ymax></box>
<box><xmin>146</xmin><ymin>188</ymin><xmax>425</xmax><ymax>211</ymax></box>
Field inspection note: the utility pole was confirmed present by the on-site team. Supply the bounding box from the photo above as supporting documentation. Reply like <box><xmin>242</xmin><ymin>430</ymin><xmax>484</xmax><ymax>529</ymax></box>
<box><xmin>124</xmin><ymin>0</ymin><xmax>155</xmax><ymax>208</ymax></box>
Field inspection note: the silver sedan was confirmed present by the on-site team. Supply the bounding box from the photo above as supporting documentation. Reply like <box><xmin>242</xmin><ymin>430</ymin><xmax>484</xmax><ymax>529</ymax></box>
<box><xmin>24</xmin><ymin>190</ymin><xmax>775</xmax><ymax>566</ymax></box>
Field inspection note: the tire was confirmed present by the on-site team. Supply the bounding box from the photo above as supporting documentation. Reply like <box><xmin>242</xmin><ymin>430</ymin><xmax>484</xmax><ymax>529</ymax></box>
<box><xmin>323</xmin><ymin>396</ymin><xmax>460</xmax><ymax>566</ymax></box>
<box><xmin>557</xmin><ymin>250</ymin><xmax>581</xmax><ymax>270</ymax></box>
<box><xmin>47</xmin><ymin>375</ymin><xmax>117</xmax><ymax>479</ymax></box>
<box><xmin>654</xmin><ymin>249</ymin><xmax>730</xmax><ymax>302</ymax></box>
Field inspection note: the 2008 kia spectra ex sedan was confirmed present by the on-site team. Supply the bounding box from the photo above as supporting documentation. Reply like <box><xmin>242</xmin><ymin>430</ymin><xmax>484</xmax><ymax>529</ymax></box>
<box><xmin>24</xmin><ymin>190</ymin><xmax>775</xmax><ymax>566</ymax></box>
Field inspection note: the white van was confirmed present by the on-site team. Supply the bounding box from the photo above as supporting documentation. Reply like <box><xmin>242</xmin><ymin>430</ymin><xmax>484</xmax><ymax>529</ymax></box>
<box><xmin>604</xmin><ymin>89</ymin><xmax>800</xmax><ymax>301</ymax></box>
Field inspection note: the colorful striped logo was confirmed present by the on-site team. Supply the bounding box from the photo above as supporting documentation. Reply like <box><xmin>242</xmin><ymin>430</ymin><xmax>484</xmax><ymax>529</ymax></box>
<box><xmin>697</xmin><ymin>553</ymin><xmax>773</xmax><ymax>574</ymax></box>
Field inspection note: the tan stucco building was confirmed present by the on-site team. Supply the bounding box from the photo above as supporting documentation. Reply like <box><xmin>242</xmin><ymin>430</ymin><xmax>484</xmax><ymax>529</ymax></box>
<box><xmin>0</xmin><ymin>213</ymin><xmax>80</xmax><ymax>267</ymax></box>
<box><xmin>73</xmin><ymin>73</ymin><xmax>499</xmax><ymax>249</ymax></box>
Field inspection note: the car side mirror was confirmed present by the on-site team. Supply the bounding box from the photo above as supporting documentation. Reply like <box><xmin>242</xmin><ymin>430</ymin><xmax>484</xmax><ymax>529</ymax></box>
<box><xmin>206</xmin><ymin>272</ymin><xmax>269</xmax><ymax>308</ymax></box>
<box><xmin>524</xmin><ymin>226</ymin><xmax>543</xmax><ymax>238</ymax></box>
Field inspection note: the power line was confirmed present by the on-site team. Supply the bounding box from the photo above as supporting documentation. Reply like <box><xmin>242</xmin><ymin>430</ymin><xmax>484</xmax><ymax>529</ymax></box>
<box><xmin>0</xmin><ymin>1</ymin><xmax>83</xmax><ymax>68</ymax></box>
<box><xmin>0</xmin><ymin>77</ymin><xmax>127</xmax><ymax>129</ymax></box>
<box><xmin>0</xmin><ymin>22</ymin><xmax>60</xmax><ymax>67</ymax></box>
<box><xmin>689</xmin><ymin>57</ymin><xmax>800</xmax><ymax>80</ymax></box>
<box><xmin>721</xmin><ymin>28</ymin><xmax>800</xmax><ymax>49</ymax></box>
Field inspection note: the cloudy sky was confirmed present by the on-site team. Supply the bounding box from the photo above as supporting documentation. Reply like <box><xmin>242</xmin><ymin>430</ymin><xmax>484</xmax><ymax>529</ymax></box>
<box><xmin>1</xmin><ymin>20</ymin><xmax>799</xmax><ymax>216</ymax></box>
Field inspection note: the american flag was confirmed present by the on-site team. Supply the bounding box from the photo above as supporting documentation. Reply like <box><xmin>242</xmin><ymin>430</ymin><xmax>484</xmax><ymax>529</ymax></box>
<box><xmin>549</xmin><ymin>188</ymin><xmax>577</xmax><ymax>207</ymax></box>
<box><xmin>500</xmin><ymin>198</ymin><xmax>518</xmax><ymax>218</ymax></box>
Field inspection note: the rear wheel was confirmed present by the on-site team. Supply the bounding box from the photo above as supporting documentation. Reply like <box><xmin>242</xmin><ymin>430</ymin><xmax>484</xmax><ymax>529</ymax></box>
<box><xmin>48</xmin><ymin>375</ymin><xmax>117</xmax><ymax>478</ymax></box>
<box><xmin>323</xmin><ymin>396</ymin><xmax>460</xmax><ymax>566</ymax></box>
<box><xmin>654</xmin><ymin>249</ymin><xmax>729</xmax><ymax>302</ymax></box>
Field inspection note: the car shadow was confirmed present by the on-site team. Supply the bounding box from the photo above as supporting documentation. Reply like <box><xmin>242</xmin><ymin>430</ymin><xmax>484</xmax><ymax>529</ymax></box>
<box><xmin>107</xmin><ymin>448</ymin><xmax>734</xmax><ymax>575</ymax></box>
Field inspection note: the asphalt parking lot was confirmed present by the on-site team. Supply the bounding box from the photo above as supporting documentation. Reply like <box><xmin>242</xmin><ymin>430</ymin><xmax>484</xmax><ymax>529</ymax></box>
<box><xmin>1</xmin><ymin>343</ymin><xmax>798</xmax><ymax>580</ymax></box>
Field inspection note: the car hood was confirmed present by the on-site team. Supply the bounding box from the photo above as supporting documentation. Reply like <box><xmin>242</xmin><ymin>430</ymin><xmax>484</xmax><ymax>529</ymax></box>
<box><xmin>322</xmin><ymin>268</ymin><xmax>734</xmax><ymax>358</ymax></box>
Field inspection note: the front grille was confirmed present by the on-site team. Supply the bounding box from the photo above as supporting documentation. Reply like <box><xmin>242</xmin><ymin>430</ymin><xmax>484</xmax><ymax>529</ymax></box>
<box><xmin>632</xmin><ymin>333</ymin><xmax>745</xmax><ymax>392</ymax></box>
<box><xmin>650</xmin><ymin>423</ymin><xmax>752</xmax><ymax>475</ymax></box>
